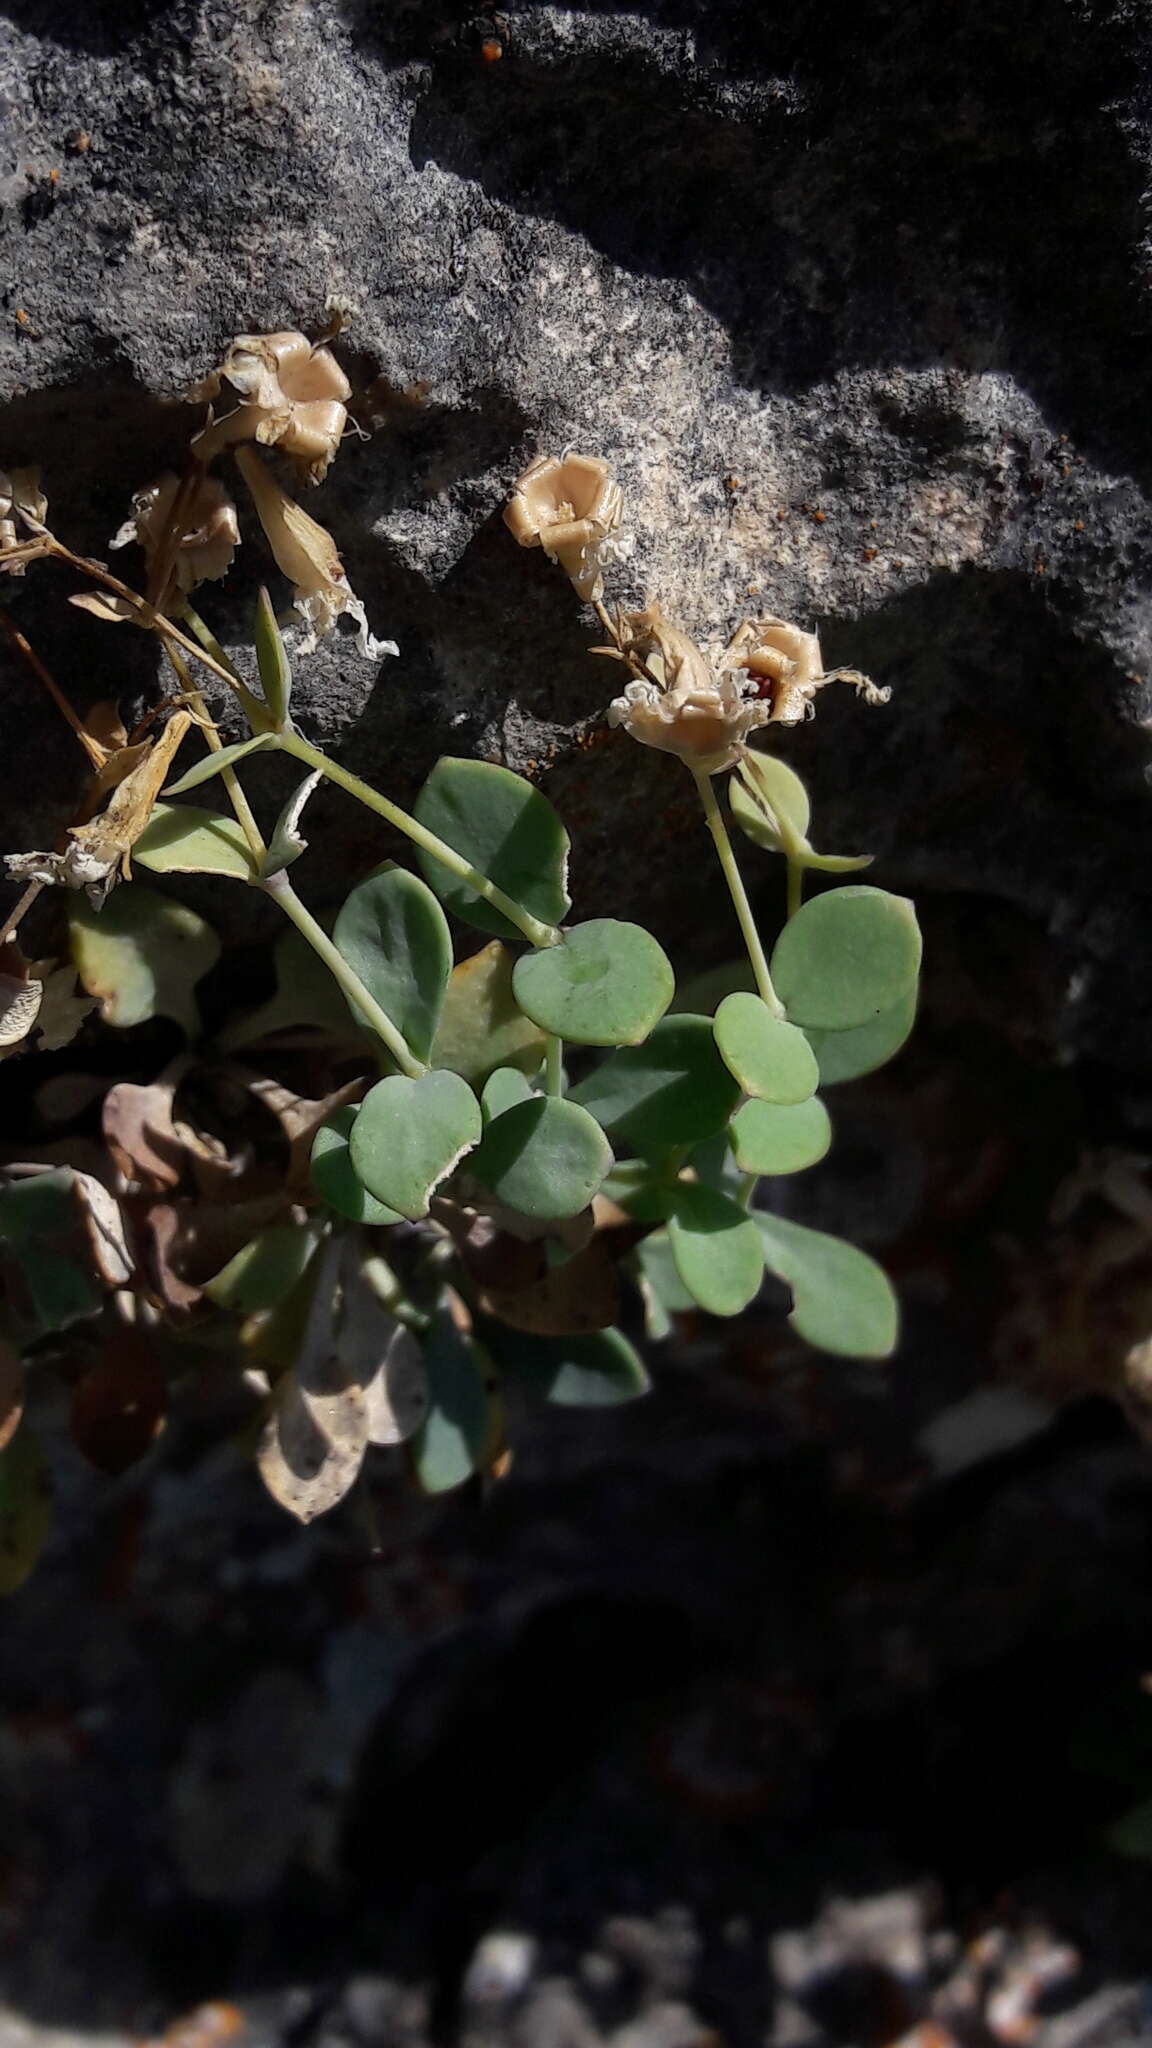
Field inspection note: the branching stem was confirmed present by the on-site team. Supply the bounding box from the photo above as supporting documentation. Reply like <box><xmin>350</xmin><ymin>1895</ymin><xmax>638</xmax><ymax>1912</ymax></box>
<box><xmin>262</xmin><ymin>870</ymin><xmax>425</xmax><ymax>1079</ymax></box>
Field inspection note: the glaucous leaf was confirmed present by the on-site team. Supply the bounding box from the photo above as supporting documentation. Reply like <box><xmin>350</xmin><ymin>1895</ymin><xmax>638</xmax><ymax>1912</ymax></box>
<box><xmin>667</xmin><ymin>1182</ymin><xmax>765</xmax><ymax>1316</ymax></box>
<box><xmin>730</xmin><ymin>1094</ymin><xmax>832</xmax><ymax>1175</ymax></box>
<box><xmin>333</xmin><ymin>865</ymin><xmax>452</xmax><ymax>1064</ymax></box>
<box><xmin>349</xmin><ymin>1070</ymin><xmax>481</xmax><ymax>1220</ymax></box>
<box><xmin>771</xmin><ymin>886</ymin><xmax>922</xmax><ymax>1030</ymax></box>
<box><xmin>253</xmin><ymin>584</ymin><xmax>292</xmax><ymax>729</ymax></box>
<box><xmin>204</xmin><ymin>1223</ymin><xmax>324</xmax><ymax>1313</ymax></box>
<box><xmin>803</xmin><ymin>985</ymin><xmax>918</xmax><ymax>1085</ymax></box>
<box><xmin>430</xmin><ymin>940</ymin><xmax>548</xmax><ymax>1085</ymax></box>
<box><xmin>729</xmin><ymin>750</ymin><xmax>811</xmax><ymax>852</ymax></box>
<box><xmin>493</xmin><ymin>1325</ymin><xmax>650</xmax><ymax>1406</ymax></box>
<box><xmin>410</xmin><ymin>1310</ymin><xmax>495</xmax><ymax>1493</ymax></box>
<box><xmin>481</xmin><ymin>1066</ymin><xmax>535</xmax><ymax>1122</ymax></box>
<box><xmin>569</xmin><ymin>1015</ymin><xmax>741</xmax><ymax>1153</ymax></box>
<box><xmin>133</xmin><ymin>803</ymin><xmax>260</xmax><ymax>882</ymax></box>
<box><xmin>0</xmin><ymin>1427</ymin><xmax>52</xmax><ymax>1597</ymax></box>
<box><xmin>470</xmin><ymin>1096</ymin><xmax>613</xmax><ymax>1220</ymax></box>
<box><xmin>634</xmin><ymin>1229</ymin><xmax>696</xmax><ymax>1339</ymax></box>
<box><xmin>163</xmin><ymin>733</ymin><xmax>278</xmax><ymax>795</ymax></box>
<box><xmin>713</xmin><ymin>992</ymin><xmax>819</xmax><ymax>1103</ymax></box>
<box><xmin>310</xmin><ymin>1109</ymin><xmax>403</xmax><ymax>1226</ymax></box>
<box><xmin>414</xmin><ymin>756</ymin><xmax>570</xmax><ymax>941</ymax></box>
<box><xmin>513</xmin><ymin>921</ymin><xmax>675</xmax><ymax>1047</ymax></box>
<box><xmin>70</xmin><ymin>883</ymin><xmax>221</xmax><ymax>1031</ymax></box>
<box><xmin>755</xmin><ymin>1211</ymin><xmax>899</xmax><ymax>1358</ymax></box>
<box><xmin>0</xmin><ymin>1169</ymin><xmax>131</xmax><ymax>1332</ymax></box>
<box><xmin>218</xmin><ymin>928</ymin><xmax>365</xmax><ymax>1052</ymax></box>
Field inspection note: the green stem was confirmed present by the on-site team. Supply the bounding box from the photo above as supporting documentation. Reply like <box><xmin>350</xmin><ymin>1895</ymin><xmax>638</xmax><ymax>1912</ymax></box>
<box><xmin>786</xmin><ymin>858</ymin><xmax>804</xmax><ymax>922</ymax></box>
<box><xmin>278</xmin><ymin>730</ymin><xmax>562</xmax><ymax>950</ymax></box>
<box><xmin>737</xmin><ymin>1170</ymin><xmax>759</xmax><ymax>1210</ymax></box>
<box><xmin>544</xmin><ymin>1034</ymin><xmax>564</xmax><ymax>1097</ymax></box>
<box><xmin>165</xmin><ymin>643</ymin><xmax>266</xmax><ymax>862</ymax></box>
<box><xmin>692</xmin><ymin>769</ymin><xmax>785</xmax><ymax>1017</ymax></box>
<box><xmin>180</xmin><ymin>603</ymin><xmax>275</xmax><ymax>734</ymax></box>
<box><xmin>262</xmin><ymin>871</ymin><xmax>425</xmax><ymax>1079</ymax></box>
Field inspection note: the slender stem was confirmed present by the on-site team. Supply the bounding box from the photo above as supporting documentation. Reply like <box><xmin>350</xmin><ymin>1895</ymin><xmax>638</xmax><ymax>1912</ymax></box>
<box><xmin>692</xmin><ymin>768</ymin><xmax>785</xmax><ymax>1016</ymax></box>
<box><xmin>737</xmin><ymin>1170</ymin><xmax>759</xmax><ymax>1210</ymax></box>
<box><xmin>0</xmin><ymin>607</ymin><xmax>104</xmax><ymax>765</ymax></box>
<box><xmin>263</xmin><ymin>871</ymin><xmax>425</xmax><ymax>1078</ymax></box>
<box><xmin>164</xmin><ymin>644</ymin><xmax>266</xmax><ymax>862</ymax></box>
<box><xmin>180</xmin><ymin>603</ymin><xmax>247</xmax><ymax>685</ymax></box>
<box><xmin>544</xmin><ymin>1034</ymin><xmax>564</xmax><ymax>1097</ymax></box>
<box><xmin>277</xmin><ymin>730</ymin><xmax>562</xmax><ymax>950</ymax></box>
<box><xmin>786</xmin><ymin>859</ymin><xmax>804</xmax><ymax>922</ymax></box>
<box><xmin>1</xmin><ymin>878</ymin><xmax>45</xmax><ymax>945</ymax></box>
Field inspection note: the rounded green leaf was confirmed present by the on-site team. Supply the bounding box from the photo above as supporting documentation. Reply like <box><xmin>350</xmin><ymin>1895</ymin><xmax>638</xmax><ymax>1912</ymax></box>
<box><xmin>771</xmin><ymin>886</ymin><xmax>921</xmax><ymax>1030</ymax></box>
<box><xmin>470</xmin><ymin>1096</ymin><xmax>612</xmax><ymax>1220</ymax></box>
<box><xmin>0</xmin><ymin>1428</ymin><xmax>52</xmax><ymax>1597</ymax></box>
<box><xmin>729</xmin><ymin>750</ymin><xmax>811</xmax><ymax>852</ymax></box>
<box><xmin>410</xmin><ymin>1312</ymin><xmax>496</xmax><ymax>1493</ymax></box>
<box><xmin>714</xmin><ymin>993</ymin><xmax>819</xmax><ymax>1103</ymax></box>
<box><xmin>70</xmin><ymin>882</ymin><xmax>220</xmax><ymax>1031</ymax></box>
<box><xmin>730</xmin><ymin>1095</ymin><xmax>832</xmax><ymax>1175</ymax></box>
<box><xmin>334</xmin><ymin>865</ymin><xmax>452</xmax><ymax>1064</ymax></box>
<box><xmin>414</xmin><ymin>757</ymin><xmax>570</xmax><ymax>942</ymax></box>
<box><xmin>310</xmin><ymin>1109</ymin><xmax>403</xmax><ymax>1225</ymax></box>
<box><xmin>804</xmin><ymin>985</ymin><xmax>918</xmax><ymax>1086</ymax></box>
<box><xmin>493</xmin><ymin>1326</ymin><xmax>650</xmax><ymax>1407</ymax></box>
<box><xmin>569</xmin><ymin>1015</ymin><xmax>741</xmax><ymax>1153</ymax></box>
<box><xmin>204</xmin><ymin>1223</ymin><xmax>324</xmax><ymax>1313</ymax></box>
<box><xmin>755</xmin><ymin>1211</ymin><xmax>899</xmax><ymax>1357</ymax></box>
<box><xmin>513</xmin><ymin>921</ymin><xmax>674</xmax><ymax>1047</ymax></box>
<box><xmin>667</xmin><ymin>1183</ymin><xmax>765</xmax><ymax>1316</ymax></box>
<box><xmin>349</xmin><ymin>1070</ymin><xmax>481</xmax><ymax>1220</ymax></box>
<box><xmin>133</xmin><ymin>803</ymin><xmax>259</xmax><ymax>882</ymax></box>
<box><xmin>481</xmin><ymin>1066</ymin><xmax>535</xmax><ymax>1122</ymax></box>
<box><xmin>430</xmin><ymin>941</ymin><xmax>548</xmax><ymax>1085</ymax></box>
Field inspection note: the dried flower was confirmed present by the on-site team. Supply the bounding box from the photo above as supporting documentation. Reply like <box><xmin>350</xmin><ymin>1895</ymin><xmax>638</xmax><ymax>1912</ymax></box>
<box><xmin>0</xmin><ymin>467</ymin><xmax>48</xmax><ymax>572</ymax></box>
<box><xmin>192</xmin><ymin>331</ymin><xmax>351</xmax><ymax>482</ymax></box>
<box><xmin>504</xmin><ymin>453</ymin><xmax>622</xmax><ymax>602</ymax></box>
<box><xmin>719</xmin><ymin>615</ymin><xmax>891</xmax><ymax>726</ymax></box>
<box><xmin>110</xmin><ymin>473</ymin><xmax>239</xmax><ymax>593</ymax></box>
<box><xmin>235</xmin><ymin>445</ymin><xmax>396</xmax><ymax>662</ymax></box>
<box><xmin>605</xmin><ymin>602</ymin><xmax>774</xmax><ymax>776</ymax></box>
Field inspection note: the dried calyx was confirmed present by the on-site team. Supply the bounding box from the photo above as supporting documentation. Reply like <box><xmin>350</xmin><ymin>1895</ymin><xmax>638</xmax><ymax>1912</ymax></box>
<box><xmin>235</xmin><ymin>446</ymin><xmax>396</xmax><ymax>662</ymax></box>
<box><xmin>504</xmin><ymin>452</ymin><xmax>622</xmax><ymax>603</ymax></box>
<box><xmin>111</xmin><ymin>474</ymin><xmax>239</xmax><ymax>594</ymax></box>
<box><xmin>191</xmin><ymin>330</ymin><xmax>351</xmax><ymax>482</ymax></box>
<box><xmin>604</xmin><ymin>602</ymin><xmax>774</xmax><ymax>777</ymax></box>
<box><xmin>719</xmin><ymin>616</ymin><xmax>891</xmax><ymax>727</ymax></box>
<box><xmin>0</xmin><ymin>469</ymin><xmax>48</xmax><ymax>571</ymax></box>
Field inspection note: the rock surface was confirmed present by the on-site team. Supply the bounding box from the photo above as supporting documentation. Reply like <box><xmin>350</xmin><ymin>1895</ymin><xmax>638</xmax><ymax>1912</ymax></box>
<box><xmin>2</xmin><ymin>0</ymin><xmax>1152</xmax><ymax>1063</ymax></box>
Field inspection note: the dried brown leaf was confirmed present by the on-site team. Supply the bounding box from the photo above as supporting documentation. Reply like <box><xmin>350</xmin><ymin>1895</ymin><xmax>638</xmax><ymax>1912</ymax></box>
<box><xmin>247</xmin><ymin>1075</ymin><xmax>364</xmax><ymax>1192</ymax></box>
<box><xmin>103</xmin><ymin>1060</ymin><xmax>191</xmax><ymax>1192</ymax></box>
<box><xmin>256</xmin><ymin>1240</ymin><xmax>368</xmax><ymax>1522</ymax></box>
<box><xmin>70</xmin><ymin>1328</ymin><xmax>166</xmax><ymax>1474</ymax></box>
<box><xmin>73</xmin><ymin>1170</ymin><xmax>134</xmax><ymax>1288</ymax></box>
<box><xmin>479</xmin><ymin>1233</ymin><xmax>620</xmax><ymax>1336</ymax></box>
<box><xmin>339</xmin><ymin>1249</ymin><xmax>428</xmax><ymax>1446</ymax></box>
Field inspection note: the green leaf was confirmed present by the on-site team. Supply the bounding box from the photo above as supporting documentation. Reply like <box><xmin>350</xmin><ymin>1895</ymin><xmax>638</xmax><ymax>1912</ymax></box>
<box><xmin>0</xmin><ymin>1170</ymin><xmax>113</xmax><ymax>1332</ymax></box>
<box><xmin>599</xmin><ymin>1159</ymin><xmax>675</xmax><ymax>1223</ymax></box>
<box><xmin>0</xmin><ymin>1428</ymin><xmax>52</xmax><ymax>1596</ymax></box>
<box><xmin>729</xmin><ymin>751</ymin><xmax>811</xmax><ymax>852</ymax></box>
<box><xmin>513</xmin><ymin>921</ymin><xmax>674</xmax><ymax>1047</ymax></box>
<box><xmin>755</xmin><ymin>1211</ymin><xmax>899</xmax><ymax>1358</ymax></box>
<box><xmin>430</xmin><ymin>940</ymin><xmax>548</xmax><ymax>1086</ymax></box>
<box><xmin>667</xmin><ymin>1183</ymin><xmax>765</xmax><ymax>1317</ymax></box>
<box><xmin>260</xmin><ymin>771</ymin><xmax>321</xmax><ymax>878</ymax></box>
<box><xmin>254</xmin><ymin>584</ymin><xmax>292</xmax><ymax>729</ymax></box>
<box><xmin>349</xmin><ymin>1070</ymin><xmax>482</xmax><ymax>1220</ymax></box>
<box><xmin>310</xmin><ymin>1109</ymin><xmax>403</xmax><ymax>1226</ymax></box>
<box><xmin>493</xmin><ymin>1326</ymin><xmax>649</xmax><ymax>1407</ymax></box>
<box><xmin>634</xmin><ymin>1230</ymin><xmax>695</xmax><ymax>1338</ymax></box>
<box><xmin>414</xmin><ymin>756</ymin><xmax>570</xmax><ymax>942</ymax></box>
<box><xmin>204</xmin><ymin>1223</ymin><xmax>324</xmax><ymax>1313</ymax></box>
<box><xmin>470</xmin><ymin>1096</ymin><xmax>613</xmax><ymax>1220</ymax></box>
<box><xmin>730</xmin><ymin>1095</ymin><xmax>832</xmax><ymax>1175</ymax></box>
<box><xmin>771</xmin><ymin>886</ymin><xmax>922</xmax><ymax>1030</ymax></box>
<box><xmin>218</xmin><ymin>928</ymin><xmax>366</xmax><ymax>1052</ymax></box>
<box><xmin>133</xmin><ymin>803</ymin><xmax>259</xmax><ymax>882</ymax></box>
<box><xmin>803</xmin><ymin>985</ymin><xmax>918</xmax><ymax>1085</ymax></box>
<box><xmin>70</xmin><ymin>882</ymin><xmax>221</xmax><ymax>1031</ymax></box>
<box><xmin>410</xmin><ymin>1311</ymin><xmax>495</xmax><ymax>1493</ymax></box>
<box><xmin>713</xmin><ymin>993</ymin><xmax>819</xmax><ymax>1103</ymax></box>
<box><xmin>569</xmin><ymin>1015</ymin><xmax>741</xmax><ymax>1153</ymax></box>
<box><xmin>333</xmin><ymin>865</ymin><xmax>452</xmax><ymax>1064</ymax></box>
<box><xmin>163</xmin><ymin>732</ymin><xmax>278</xmax><ymax>795</ymax></box>
<box><xmin>481</xmin><ymin>1066</ymin><xmax>535</xmax><ymax>1122</ymax></box>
